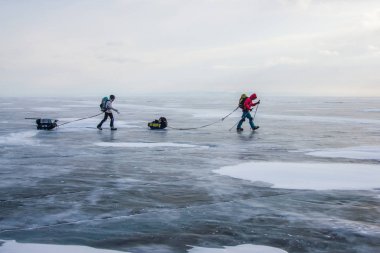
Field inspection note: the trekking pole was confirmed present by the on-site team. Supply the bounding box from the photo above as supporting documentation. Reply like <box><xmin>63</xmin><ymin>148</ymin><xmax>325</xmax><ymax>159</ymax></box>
<box><xmin>225</xmin><ymin>106</ymin><xmax>241</xmax><ymax>131</ymax></box>
<box><xmin>252</xmin><ymin>103</ymin><xmax>259</xmax><ymax>121</ymax></box>
<box><xmin>221</xmin><ymin>106</ymin><xmax>239</xmax><ymax>121</ymax></box>
<box><xmin>229</xmin><ymin>102</ymin><xmax>260</xmax><ymax>132</ymax></box>
<box><xmin>228</xmin><ymin>120</ymin><xmax>240</xmax><ymax>131</ymax></box>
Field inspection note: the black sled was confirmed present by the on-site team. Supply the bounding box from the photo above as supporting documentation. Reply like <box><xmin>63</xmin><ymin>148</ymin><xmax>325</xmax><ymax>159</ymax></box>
<box><xmin>36</xmin><ymin>118</ymin><xmax>58</xmax><ymax>130</ymax></box>
<box><xmin>148</xmin><ymin>117</ymin><xmax>167</xmax><ymax>130</ymax></box>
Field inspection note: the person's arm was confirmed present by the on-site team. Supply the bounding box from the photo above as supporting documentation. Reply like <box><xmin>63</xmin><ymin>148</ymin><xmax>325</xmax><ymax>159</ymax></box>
<box><xmin>253</xmin><ymin>100</ymin><xmax>260</xmax><ymax>106</ymax></box>
<box><xmin>111</xmin><ymin>106</ymin><xmax>119</xmax><ymax>114</ymax></box>
<box><xmin>107</xmin><ymin>101</ymin><xmax>120</xmax><ymax>114</ymax></box>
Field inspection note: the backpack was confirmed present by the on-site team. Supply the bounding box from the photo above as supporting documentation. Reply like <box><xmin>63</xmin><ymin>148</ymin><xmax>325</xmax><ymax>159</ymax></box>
<box><xmin>238</xmin><ymin>94</ymin><xmax>248</xmax><ymax>109</ymax></box>
<box><xmin>100</xmin><ymin>97</ymin><xmax>109</xmax><ymax>112</ymax></box>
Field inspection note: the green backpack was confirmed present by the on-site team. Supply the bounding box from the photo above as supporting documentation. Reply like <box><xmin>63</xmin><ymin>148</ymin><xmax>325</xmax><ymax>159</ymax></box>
<box><xmin>238</xmin><ymin>94</ymin><xmax>248</xmax><ymax>109</ymax></box>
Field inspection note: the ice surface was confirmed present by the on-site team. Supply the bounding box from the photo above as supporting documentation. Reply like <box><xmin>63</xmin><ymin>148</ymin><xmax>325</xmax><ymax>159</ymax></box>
<box><xmin>188</xmin><ymin>244</ymin><xmax>287</xmax><ymax>253</ymax></box>
<box><xmin>363</xmin><ymin>109</ymin><xmax>380</xmax><ymax>112</ymax></box>
<box><xmin>112</xmin><ymin>120</ymin><xmax>141</xmax><ymax>129</ymax></box>
<box><xmin>1</xmin><ymin>96</ymin><xmax>380</xmax><ymax>253</ymax></box>
<box><xmin>31</xmin><ymin>107</ymin><xmax>68</xmax><ymax>112</ymax></box>
<box><xmin>62</xmin><ymin>104</ymin><xmax>94</xmax><ymax>108</ymax></box>
<box><xmin>214</xmin><ymin>162</ymin><xmax>380</xmax><ymax>190</ymax></box>
<box><xmin>176</xmin><ymin>108</ymin><xmax>239</xmax><ymax>119</ymax></box>
<box><xmin>58</xmin><ymin>118</ymin><xmax>85</xmax><ymax>121</ymax></box>
<box><xmin>94</xmin><ymin>142</ymin><xmax>210</xmax><ymax>148</ymax></box>
<box><xmin>117</xmin><ymin>103</ymin><xmax>168</xmax><ymax>112</ymax></box>
<box><xmin>260</xmin><ymin>114</ymin><xmax>380</xmax><ymax>125</ymax></box>
<box><xmin>0</xmin><ymin>240</ymin><xmax>128</xmax><ymax>253</ymax></box>
<box><xmin>57</xmin><ymin>118</ymin><xmax>139</xmax><ymax>131</ymax></box>
<box><xmin>119</xmin><ymin>103</ymin><xmax>239</xmax><ymax>119</ymax></box>
<box><xmin>306</xmin><ymin>146</ymin><xmax>380</xmax><ymax>160</ymax></box>
<box><xmin>0</xmin><ymin>131</ymin><xmax>38</xmax><ymax>146</ymax></box>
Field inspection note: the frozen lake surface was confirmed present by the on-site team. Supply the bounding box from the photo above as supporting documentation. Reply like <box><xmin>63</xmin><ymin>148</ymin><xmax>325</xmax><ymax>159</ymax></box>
<box><xmin>1</xmin><ymin>95</ymin><xmax>380</xmax><ymax>253</ymax></box>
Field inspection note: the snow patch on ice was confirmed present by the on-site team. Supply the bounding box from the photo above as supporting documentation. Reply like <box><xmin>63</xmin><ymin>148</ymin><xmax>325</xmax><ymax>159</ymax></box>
<box><xmin>306</xmin><ymin>146</ymin><xmax>380</xmax><ymax>160</ymax></box>
<box><xmin>188</xmin><ymin>244</ymin><xmax>287</xmax><ymax>253</ymax></box>
<box><xmin>0</xmin><ymin>240</ymin><xmax>128</xmax><ymax>253</ymax></box>
<box><xmin>214</xmin><ymin>162</ymin><xmax>380</xmax><ymax>190</ymax></box>
<box><xmin>0</xmin><ymin>131</ymin><xmax>39</xmax><ymax>146</ymax></box>
<box><xmin>94</xmin><ymin>142</ymin><xmax>209</xmax><ymax>149</ymax></box>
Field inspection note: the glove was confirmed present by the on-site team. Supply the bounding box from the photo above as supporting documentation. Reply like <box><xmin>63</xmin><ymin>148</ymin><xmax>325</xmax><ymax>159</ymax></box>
<box><xmin>257</xmin><ymin>100</ymin><xmax>261</xmax><ymax>105</ymax></box>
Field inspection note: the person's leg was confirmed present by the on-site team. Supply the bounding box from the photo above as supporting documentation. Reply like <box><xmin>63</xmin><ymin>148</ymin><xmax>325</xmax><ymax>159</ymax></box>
<box><xmin>246</xmin><ymin>112</ymin><xmax>256</xmax><ymax>129</ymax></box>
<box><xmin>109</xmin><ymin>113</ymin><xmax>114</xmax><ymax>128</ymax></box>
<box><xmin>97</xmin><ymin>113</ymin><xmax>108</xmax><ymax>128</ymax></box>
<box><xmin>237</xmin><ymin>111</ymin><xmax>247</xmax><ymax>130</ymax></box>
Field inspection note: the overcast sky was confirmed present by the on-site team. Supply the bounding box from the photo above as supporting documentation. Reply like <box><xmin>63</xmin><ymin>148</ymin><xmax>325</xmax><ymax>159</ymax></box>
<box><xmin>1</xmin><ymin>0</ymin><xmax>380</xmax><ymax>97</ymax></box>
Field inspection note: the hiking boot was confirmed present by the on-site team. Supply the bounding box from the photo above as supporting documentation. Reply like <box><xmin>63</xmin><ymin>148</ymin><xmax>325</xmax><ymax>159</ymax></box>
<box><xmin>237</xmin><ymin>128</ymin><xmax>244</xmax><ymax>132</ymax></box>
<box><xmin>252</xmin><ymin>126</ymin><xmax>260</xmax><ymax>130</ymax></box>
<box><xmin>111</xmin><ymin>127</ymin><xmax>117</xmax><ymax>131</ymax></box>
<box><xmin>97</xmin><ymin>126</ymin><xmax>102</xmax><ymax>130</ymax></box>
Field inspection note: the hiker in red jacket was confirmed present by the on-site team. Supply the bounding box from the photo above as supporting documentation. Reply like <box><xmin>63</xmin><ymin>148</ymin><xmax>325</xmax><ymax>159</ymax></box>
<box><xmin>237</xmin><ymin>93</ymin><xmax>260</xmax><ymax>131</ymax></box>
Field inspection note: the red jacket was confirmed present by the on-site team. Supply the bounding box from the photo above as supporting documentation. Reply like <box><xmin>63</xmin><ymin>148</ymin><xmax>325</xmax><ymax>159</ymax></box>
<box><xmin>244</xmin><ymin>94</ymin><xmax>258</xmax><ymax>111</ymax></box>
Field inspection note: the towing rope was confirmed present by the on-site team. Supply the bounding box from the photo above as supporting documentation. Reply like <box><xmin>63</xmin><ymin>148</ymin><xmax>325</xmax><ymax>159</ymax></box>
<box><xmin>167</xmin><ymin>107</ymin><xmax>239</xmax><ymax>130</ymax></box>
<box><xmin>28</xmin><ymin>106</ymin><xmax>243</xmax><ymax>130</ymax></box>
<box><xmin>57</xmin><ymin>112</ymin><xmax>103</xmax><ymax>127</ymax></box>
